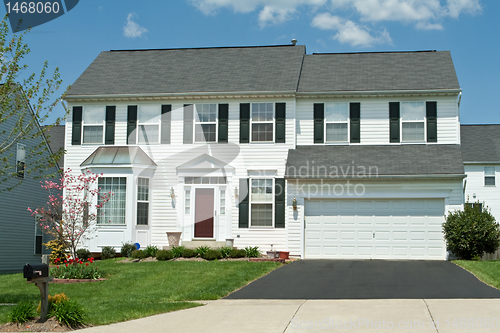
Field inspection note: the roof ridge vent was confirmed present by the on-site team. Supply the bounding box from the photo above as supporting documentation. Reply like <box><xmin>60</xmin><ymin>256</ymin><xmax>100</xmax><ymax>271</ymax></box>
<box><xmin>291</xmin><ymin>39</ymin><xmax>297</xmax><ymax>46</ymax></box>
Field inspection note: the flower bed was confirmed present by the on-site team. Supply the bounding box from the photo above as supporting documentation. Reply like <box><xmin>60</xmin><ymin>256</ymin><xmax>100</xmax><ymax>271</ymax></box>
<box><xmin>51</xmin><ymin>257</ymin><xmax>103</xmax><ymax>280</ymax></box>
<box><xmin>52</xmin><ymin>278</ymin><xmax>106</xmax><ymax>284</ymax></box>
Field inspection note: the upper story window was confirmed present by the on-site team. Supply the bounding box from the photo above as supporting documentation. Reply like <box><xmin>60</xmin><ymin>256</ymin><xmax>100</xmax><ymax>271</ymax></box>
<box><xmin>83</xmin><ymin>106</ymin><xmax>105</xmax><ymax>144</ymax></box>
<box><xmin>138</xmin><ymin>105</ymin><xmax>160</xmax><ymax>144</ymax></box>
<box><xmin>16</xmin><ymin>143</ymin><xmax>26</xmax><ymax>178</ymax></box>
<box><xmin>325</xmin><ymin>103</ymin><xmax>349</xmax><ymax>143</ymax></box>
<box><xmin>251</xmin><ymin>103</ymin><xmax>274</xmax><ymax>142</ymax></box>
<box><xmin>250</xmin><ymin>178</ymin><xmax>273</xmax><ymax>227</ymax></box>
<box><xmin>195</xmin><ymin>104</ymin><xmax>217</xmax><ymax>143</ymax></box>
<box><xmin>401</xmin><ymin>102</ymin><xmax>425</xmax><ymax>142</ymax></box>
<box><xmin>485</xmin><ymin>167</ymin><xmax>496</xmax><ymax>186</ymax></box>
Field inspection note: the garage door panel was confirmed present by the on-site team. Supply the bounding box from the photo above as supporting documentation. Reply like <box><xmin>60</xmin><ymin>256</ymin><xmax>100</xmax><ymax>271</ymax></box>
<box><xmin>305</xmin><ymin>199</ymin><xmax>446</xmax><ymax>260</ymax></box>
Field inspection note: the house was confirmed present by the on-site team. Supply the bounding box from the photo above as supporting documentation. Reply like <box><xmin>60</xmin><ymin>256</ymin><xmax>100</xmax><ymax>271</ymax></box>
<box><xmin>0</xmin><ymin>91</ymin><xmax>60</xmax><ymax>273</ymax></box>
<box><xmin>63</xmin><ymin>44</ymin><xmax>465</xmax><ymax>260</ymax></box>
<box><xmin>43</xmin><ymin>125</ymin><xmax>66</xmax><ymax>169</ymax></box>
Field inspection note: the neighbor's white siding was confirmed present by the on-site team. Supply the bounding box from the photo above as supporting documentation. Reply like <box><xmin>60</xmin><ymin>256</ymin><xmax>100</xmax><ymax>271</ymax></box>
<box><xmin>296</xmin><ymin>96</ymin><xmax>460</xmax><ymax>145</ymax></box>
<box><xmin>464</xmin><ymin>164</ymin><xmax>500</xmax><ymax>221</ymax></box>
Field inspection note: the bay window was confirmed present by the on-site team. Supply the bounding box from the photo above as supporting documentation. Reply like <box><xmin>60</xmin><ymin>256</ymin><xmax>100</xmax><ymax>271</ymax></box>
<box><xmin>137</xmin><ymin>178</ymin><xmax>149</xmax><ymax>225</ymax></box>
<box><xmin>97</xmin><ymin>177</ymin><xmax>126</xmax><ymax>225</ymax></box>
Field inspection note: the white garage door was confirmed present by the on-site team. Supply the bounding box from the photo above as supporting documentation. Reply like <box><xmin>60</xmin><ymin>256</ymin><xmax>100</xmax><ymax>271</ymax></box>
<box><xmin>304</xmin><ymin>199</ymin><xmax>446</xmax><ymax>260</ymax></box>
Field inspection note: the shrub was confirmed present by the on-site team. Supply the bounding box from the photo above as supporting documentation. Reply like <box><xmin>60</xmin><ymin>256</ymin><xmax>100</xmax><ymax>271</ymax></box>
<box><xmin>44</xmin><ymin>239</ymin><xmax>68</xmax><ymax>264</ymax></box>
<box><xmin>156</xmin><ymin>250</ymin><xmax>174</xmax><ymax>261</ymax></box>
<box><xmin>244</xmin><ymin>246</ymin><xmax>260</xmax><ymax>258</ymax></box>
<box><xmin>195</xmin><ymin>245</ymin><xmax>210</xmax><ymax>257</ymax></box>
<box><xmin>121</xmin><ymin>242</ymin><xmax>136</xmax><ymax>258</ymax></box>
<box><xmin>229</xmin><ymin>248</ymin><xmax>246</xmax><ymax>258</ymax></box>
<box><xmin>144</xmin><ymin>245</ymin><xmax>159</xmax><ymax>258</ymax></box>
<box><xmin>51</xmin><ymin>257</ymin><xmax>102</xmax><ymax>279</ymax></box>
<box><xmin>9</xmin><ymin>301</ymin><xmax>36</xmax><ymax>324</ymax></box>
<box><xmin>75</xmin><ymin>248</ymin><xmax>92</xmax><ymax>261</ymax></box>
<box><xmin>443</xmin><ymin>202</ymin><xmax>500</xmax><ymax>260</ymax></box>
<box><xmin>218</xmin><ymin>246</ymin><xmax>232</xmax><ymax>259</ymax></box>
<box><xmin>171</xmin><ymin>246</ymin><xmax>185</xmax><ymax>258</ymax></box>
<box><xmin>181</xmin><ymin>248</ymin><xmax>197</xmax><ymax>258</ymax></box>
<box><xmin>101</xmin><ymin>246</ymin><xmax>116</xmax><ymax>260</ymax></box>
<box><xmin>131</xmin><ymin>250</ymin><xmax>148</xmax><ymax>259</ymax></box>
<box><xmin>37</xmin><ymin>293</ymin><xmax>68</xmax><ymax>314</ymax></box>
<box><xmin>51</xmin><ymin>300</ymin><xmax>85</xmax><ymax>327</ymax></box>
<box><xmin>202</xmin><ymin>249</ymin><xmax>222</xmax><ymax>260</ymax></box>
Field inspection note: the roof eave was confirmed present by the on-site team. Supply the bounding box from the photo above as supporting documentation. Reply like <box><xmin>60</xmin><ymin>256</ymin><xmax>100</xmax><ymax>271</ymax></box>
<box><xmin>296</xmin><ymin>88</ymin><xmax>461</xmax><ymax>98</ymax></box>
<box><xmin>284</xmin><ymin>174</ymin><xmax>467</xmax><ymax>180</ymax></box>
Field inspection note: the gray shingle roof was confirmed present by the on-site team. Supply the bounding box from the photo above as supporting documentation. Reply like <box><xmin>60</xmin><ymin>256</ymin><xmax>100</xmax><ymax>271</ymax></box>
<box><xmin>43</xmin><ymin>125</ymin><xmax>65</xmax><ymax>168</ymax></box>
<box><xmin>461</xmin><ymin>125</ymin><xmax>500</xmax><ymax>163</ymax></box>
<box><xmin>298</xmin><ymin>51</ymin><xmax>460</xmax><ymax>92</ymax></box>
<box><xmin>285</xmin><ymin>145</ymin><xmax>464</xmax><ymax>178</ymax></box>
<box><xmin>67</xmin><ymin>45</ymin><xmax>306</xmax><ymax>96</ymax></box>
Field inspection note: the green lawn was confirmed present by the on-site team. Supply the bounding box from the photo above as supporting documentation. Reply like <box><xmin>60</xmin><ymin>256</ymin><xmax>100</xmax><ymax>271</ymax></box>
<box><xmin>454</xmin><ymin>260</ymin><xmax>500</xmax><ymax>289</ymax></box>
<box><xmin>0</xmin><ymin>259</ymin><xmax>281</xmax><ymax>326</ymax></box>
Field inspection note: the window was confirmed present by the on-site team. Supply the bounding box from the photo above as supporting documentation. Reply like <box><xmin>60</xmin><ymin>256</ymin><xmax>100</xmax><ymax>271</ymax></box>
<box><xmin>138</xmin><ymin>105</ymin><xmax>160</xmax><ymax>144</ymax></box>
<box><xmin>34</xmin><ymin>215</ymin><xmax>43</xmax><ymax>255</ymax></box>
<box><xmin>97</xmin><ymin>177</ymin><xmax>126</xmax><ymax>225</ymax></box>
<box><xmin>194</xmin><ymin>104</ymin><xmax>217</xmax><ymax>142</ymax></box>
<box><xmin>485</xmin><ymin>167</ymin><xmax>496</xmax><ymax>186</ymax></box>
<box><xmin>220</xmin><ymin>189</ymin><xmax>226</xmax><ymax>215</ymax></box>
<box><xmin>401</xmin><ymin>102</ymin><xmax>425</xmax><ymax>142</ymax></box>
<box><xmin>325</xmin><ymin>103</ymin><xmax>349</xmax><ymax>143</ymax></box>
<box><xmin>250</xmin><ymin>179</ymin><xmax>273</xmax><ymax>227</ymax></box>
<box><xmin>83</xmin><ymin>106</ymin><xmax>105</xmax><ymax>144</ymax></box>
<box><xmin>16</xmin><ymin>143</ymin><xmax>26</xmax><ymax>178</ymax></box>
<box><xmin>184</xmin><ymin>177</ymin><xmax>227</xmax><ymax>184</ymax></box>
<box><xmin>137</xmin><ymin>178</ymin><xmax>149</xmax><ymax>225</ymax></box>
<box><xmin>251</xmin><ymin>103</ymin><xmax>274</xmax><ymax>142</ymax></box>
<box><xmin>185</xmin><ymin>189</ymin><xmax>191</xmax><ymax>215</ymax></box>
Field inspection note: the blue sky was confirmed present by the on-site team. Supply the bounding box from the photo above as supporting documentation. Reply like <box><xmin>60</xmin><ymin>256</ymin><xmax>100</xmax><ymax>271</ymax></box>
<box><xmin>4</xmin><ymin>0</ymin><xmax>499</xmax><ymax>124</ymax></box>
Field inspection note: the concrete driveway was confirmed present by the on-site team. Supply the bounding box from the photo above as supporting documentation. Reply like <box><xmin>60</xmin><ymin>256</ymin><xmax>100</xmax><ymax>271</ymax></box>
<box><xmin>225</xmin><ymin>260</ymin><xmax>500</xmax><ymax>299</ymax></box>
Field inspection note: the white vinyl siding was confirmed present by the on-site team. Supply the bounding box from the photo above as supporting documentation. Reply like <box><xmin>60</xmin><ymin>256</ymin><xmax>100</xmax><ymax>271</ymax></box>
<box><xmin>464</xmin><ymin>165</ymin><xmax>500</xmax><ymax>223</ymax></box>
<box><xmin>83</xmin><ymin>106</ymin><xmax>105</xmax><ymax>144</ymax></box>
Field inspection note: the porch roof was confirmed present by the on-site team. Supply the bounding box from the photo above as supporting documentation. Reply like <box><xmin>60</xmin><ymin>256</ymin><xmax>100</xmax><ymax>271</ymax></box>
<box><xmin>80</xmin><ymin>146</ymin><xmax>157</xmax><ymax>167</ymax></box>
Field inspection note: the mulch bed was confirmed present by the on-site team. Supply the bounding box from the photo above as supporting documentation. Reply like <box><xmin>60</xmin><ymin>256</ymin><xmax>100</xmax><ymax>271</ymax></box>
<box><xmin>0</xmin><ymin>317</ymin><xmax>89</xmax><ymax>332</ymax></box>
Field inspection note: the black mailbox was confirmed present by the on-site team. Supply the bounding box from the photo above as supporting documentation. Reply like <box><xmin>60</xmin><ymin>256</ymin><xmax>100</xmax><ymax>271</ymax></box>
<box><xmin>23</xmin><ymin>263</ymin><xmax>49</xmax><ymax>280</ymax></box>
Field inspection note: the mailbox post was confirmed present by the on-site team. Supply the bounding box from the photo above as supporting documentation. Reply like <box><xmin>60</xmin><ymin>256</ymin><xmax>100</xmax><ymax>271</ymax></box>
<box><xmin>24</xmin><ymin>264</ymin><xmax>53</xmax><ymax>322</ymax></box>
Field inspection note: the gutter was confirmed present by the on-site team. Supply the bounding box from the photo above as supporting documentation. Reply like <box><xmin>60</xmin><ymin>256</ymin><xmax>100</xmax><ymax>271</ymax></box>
<box><xmin>296</xmin><ymin>89</ymin><xmax>462</xmax><ymax>97</ymax></box>
<box><xmin>285</xmin><ymin>174</ymin><xmax>467</xmax><ymax>180</ymax></box>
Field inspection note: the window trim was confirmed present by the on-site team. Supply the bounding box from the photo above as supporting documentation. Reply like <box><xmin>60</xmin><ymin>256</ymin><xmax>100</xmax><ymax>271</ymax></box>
<box><xmin>16</xmin><ymin>142</ymin><xmax>26</xmax><ymax>178</ymax></box>
<box><xmin>34</xmin><ymin>215</ymin><xmax>43</xmax><ymax>255</ymax></box>
<box><xmin>250</xmin><ymin>103</ymin><xmax>275</xmax><ymax>143</ymax></box>
<box><xmin>484</xmin><ymin>166</ymin><xmax>496</xmax><ymax>186</ymax></box>
<box><xmin>184</xmin><ymin>188</ymin><xmax>191</xmax><ymax>215</ymax></box>
<box><xmin>400</xmin><ymin>101</ymin><xmax>427</xmax><ymax>143</ymax></box>
<box><xmin>219</xmin><ymin>188</ymin><xmax>226</xmax><ymax>215</ymax></box>
<box><xmin>249</xmin><ymin>177</ymin><xmax>275</xmax><ymax>228</ymax></box>
<box><xmin>324</xmin><ymin>102</ymin><xmax>350</xmax><ymax>144</ymax></box>
<box><xmin>194</xmin><ymin>103</ymin><xmax>218</xmax><ymax>143</ymax></box>
<box><xmin>136</xmin><ymin>177</ymin><xmax>150</xmax><ymax>225</ymax></box>
<box><xmin>137</xmin><ymin>105</ymin><xmax>161</xmax><ymax>145</ymax></box>
<box><xmin>82</xmin><ymin>106</ymin><xmax>105</xmax><ymax>145</ymax></box>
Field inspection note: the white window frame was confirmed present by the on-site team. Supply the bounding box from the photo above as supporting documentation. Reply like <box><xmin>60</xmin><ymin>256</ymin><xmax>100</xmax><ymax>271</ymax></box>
<box><xmin>137</xmin><ymin>105</ymin><xmax>161</xmax><ymax>145</ymax></box>
<box><xmin>194</xmin><ymin>104</ymin><xmax>218</xmax><ymax>143</ymax></box>
<box><xmin>324</xmin><ymin>102</ymin><xmax>349</xmax><ymax>144</ymax></box>
<box><xmin>82</xmin><ymin>106</ymin><xmax>105</xmax><ymax>144</ymax></box>
<box><xmin>400</xmin><ymin>101</ymin><xmax>426</xmax><ymax>143</ymax></box>
<box><xmin>184</xmin><ymin>188</ymin><xmax>191</xmax><ymax>215</ymax></box>
<box><xmin>251</xmin><ymin>103</ymin><xmax>274</xmax><ymax>143</ymax></box>
<box><xmin>485</xmin><ymin>167</ymin><xmax>496</xmax><ymax>186</ymax></box>
<box><xmin>16</xmin><ymin>142</ymin><xmax>26</xmax><ymax>178</ymax></box>
<box><xmin>136</xmin><ymin>178</ymin><xmax>150</xmax><ymax>225</ymax></box>
<box><xmin>97</xmin><ymin>177</ymin><xmax>127</xmax><ymax>225</ymax></box>
<box><xmin>249</xmin><ymin>177</ymin><xmax>274</xmax><ymax>228</ymax></box>
<box><xmin>219</xmin><ymin>188</ymin><xmax>226</xmax><ymax>215</ymax></box>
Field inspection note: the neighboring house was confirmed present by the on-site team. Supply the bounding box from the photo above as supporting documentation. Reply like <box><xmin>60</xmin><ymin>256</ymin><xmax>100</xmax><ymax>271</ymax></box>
<box><xmin>461</xmin><ymin>125</ymin><xmax>500</xmax><ymax>220</ymax></box>
<box><xmin>0</xmin><ymin>95</ymin><xmax>60</xmax><ymax>273</ymax></box>
<box><xmin>43</xmin><ymin>125</ymin><xmax>66</xmax><ymax>169</ymax></box>
<box><xmin>63</xmin><ymin>44</ymin><xmax>464</xmax><ymax>260</ymax></box>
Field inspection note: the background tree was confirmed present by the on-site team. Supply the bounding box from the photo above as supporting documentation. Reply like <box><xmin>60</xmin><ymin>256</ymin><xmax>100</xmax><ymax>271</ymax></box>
<box><xmin>28</xmin><ymin>169</ymin><xmax>111</xmax><ymax>260</ymax></box>
<box><xmin>443</xmin><ymin>202</ymin><xmax>500</xmax><ymax>260</ymax></box>
<box><xmin>0</xmin><ymin>15</ymin><xmax>67</xmax><ymax>190</ymax></box>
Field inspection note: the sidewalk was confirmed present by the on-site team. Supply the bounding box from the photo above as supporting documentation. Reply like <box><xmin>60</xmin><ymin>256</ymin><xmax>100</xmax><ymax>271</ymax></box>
<box><xmin>79</xmin><ymin>299</ymin><xmax>500</xmax><ymax>333</ymax></box>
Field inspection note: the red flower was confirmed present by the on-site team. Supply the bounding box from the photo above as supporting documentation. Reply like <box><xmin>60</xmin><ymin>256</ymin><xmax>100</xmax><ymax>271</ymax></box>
<box><xmin>56</xmin><ymin>265</ymin><xmax>59</xmax><ymax>268</ymax></box>
<box><xmin>64</xmin><ymin>260</ymin><xmax>67</xmax><ymax>263</ymax></box>
<box><xmin>65</xmin><ymin>264</ymin><xmax>68</xmax><ymax>267</ymax></box>
<box><xmin>86</xmin><ymin>263</ymin><xmax>89</xmax><ymax>266</ymax></box>
<box><xmin>79</xmin><ymin>261</ymin><xmax>83</xmax><ymax>264</ymax></box>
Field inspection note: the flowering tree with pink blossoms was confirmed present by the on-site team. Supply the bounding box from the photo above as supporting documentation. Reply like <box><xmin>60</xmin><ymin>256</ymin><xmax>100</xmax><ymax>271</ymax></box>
<box><xmin>28</xmin><ymin>168</ymin><xmax>111</xmax><ymax>259</ymax></box>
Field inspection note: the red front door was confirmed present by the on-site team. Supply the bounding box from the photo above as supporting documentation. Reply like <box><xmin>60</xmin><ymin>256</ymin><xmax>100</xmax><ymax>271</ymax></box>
<box><xmin>194</xmin><ymin>188</ymin><xmax>214</xmax><ymax>238</ymax></box>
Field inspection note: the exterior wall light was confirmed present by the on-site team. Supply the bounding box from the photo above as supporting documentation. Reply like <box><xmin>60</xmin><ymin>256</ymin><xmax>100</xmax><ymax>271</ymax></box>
<box><xmin>292</xmin><ymin>198</ymin><xmax>297</xmax><ymax>210</ymax></box>
<box><xmin>170</xmin><ymin>187</ymin><xmax>175</xmax><ymax>199</ymax></box>
<box><xmin>234</xmin><ymin>187</ymin><xmax>239</xmax><ymax>199</ymax></box>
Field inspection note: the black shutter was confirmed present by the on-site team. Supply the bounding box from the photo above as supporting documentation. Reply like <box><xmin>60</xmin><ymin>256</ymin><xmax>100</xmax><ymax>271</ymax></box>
<box><xmin>71</xmin><ymin>106</ymin><xmax>82</xmax><ymax>145</ymax></box>
<box><xmin>127</xmin><ymin>106</ymin><xmax>137</xmax><ymax>145</ymax></box>
<box><xmin>275</xmin><ymin>102</ymin><xmax>286</xmax><ymax>143</ymax></box>
<box><xmin>161</xmin><ymin>104</ymin><xmax>172</xmax><ymax>144</ymax></box>
<box><xmin>426</xmin><ymin>101</ymin><xmax>437</xmax><ymax>143</ymax></box>
<box><xmin>350</xmin><ymin>102</ymin><xmax>361</xmax><ymax>143</ymax></box>
<box><xmin>274</xmin><ymin>178</ymin><xmax>285</xmax><ymax>228</ymax></box>
<box><xmin>238</xmin><ymin>178</ymin><xmax>249</xmax><ymax>228</ymax></box>
<box><xmin>313</xmin><ymin>103</ymin><xmax>324</xmax><ymax>143</ymax></box>
<box><xmin>218</xmin><ymin>104</ymin><xmax>229</xmax><ymax>143</ymax></box>
<box><xmin>105</xmin><ymin>106</ymin><xmax>116</xmax><ymax>145</ymax></box>
<box><xmin>239</xmin><ymin>103</ymin><xmax>250</xmax><ymax>143</ymax></box>
<box><xmin>183</xmin><ymin>104</ymin><xmax>193</xmax><ymax>144</ymax></box>
<box><xmin>389</xmin><ymin>102</ymin><xmax>400</xmax><ymax>143</ymax></box>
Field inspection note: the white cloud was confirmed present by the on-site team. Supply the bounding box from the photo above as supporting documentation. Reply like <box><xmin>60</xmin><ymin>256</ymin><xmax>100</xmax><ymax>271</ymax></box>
<box><xmin>312</xmin><ymin>13</ymin><xmax>391</xmax><ymax>47</ymax></box>
<box><xmin>415</xmin><ymin>21</ymin><xmax>443</xmax><ymax>30</ymax></box>
<box><xmin>123</xmin><ymin>13</ymin><xmax>148</xmax><ymax>38</ymax></box>
<box><xmin>446</xmin><ymin>0</ymin><xmax>481</xmax><ymax>18</ymax></box>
